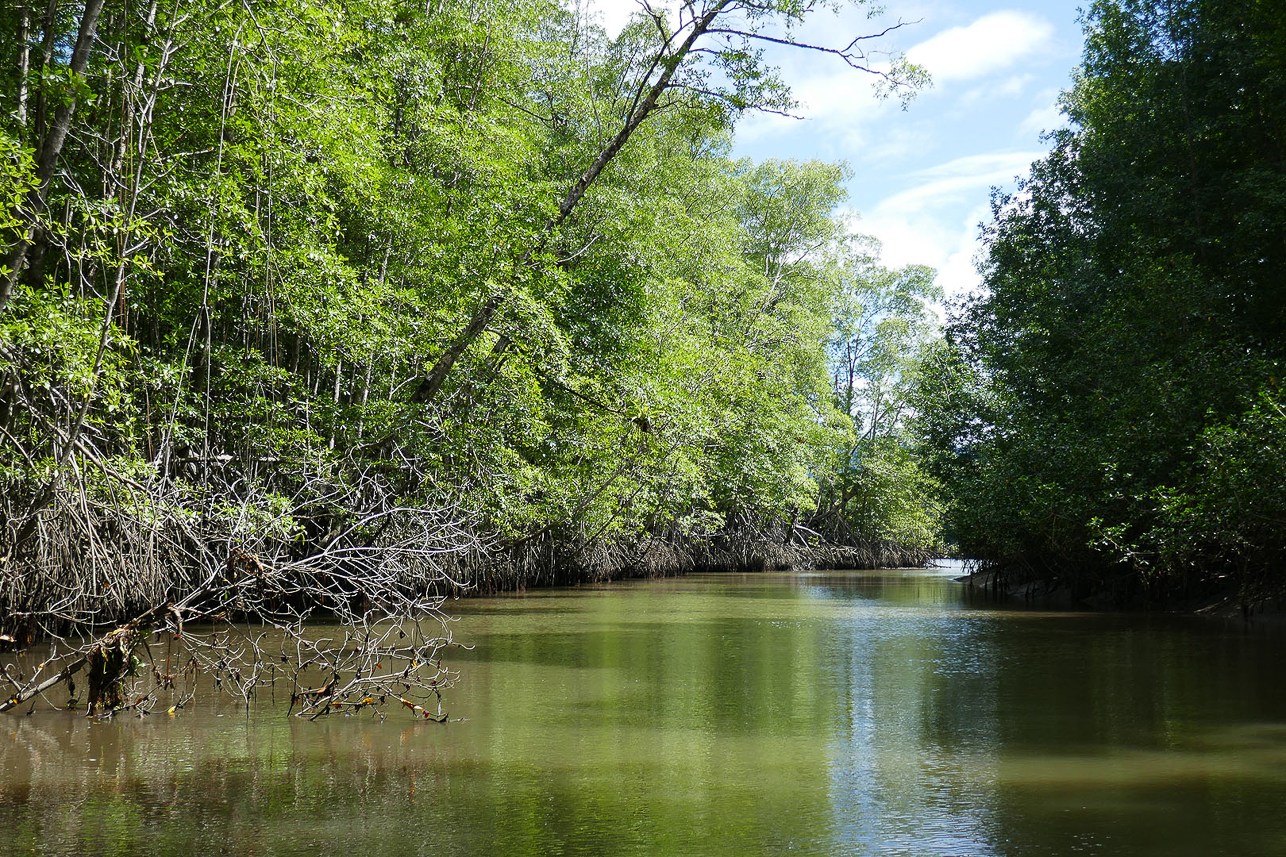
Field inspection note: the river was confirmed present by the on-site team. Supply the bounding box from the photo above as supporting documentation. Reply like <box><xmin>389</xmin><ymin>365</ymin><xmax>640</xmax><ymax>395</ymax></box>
<box><xmin>4</xmin><ymin>566</ymin><xmax>1286</xmax><ymax>855</ymax></box>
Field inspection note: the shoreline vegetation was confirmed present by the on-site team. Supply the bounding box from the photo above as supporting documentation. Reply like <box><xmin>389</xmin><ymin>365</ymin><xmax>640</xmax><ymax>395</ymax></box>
<box><xmin>958</xmin><ymin>560</ymin><xmax>1286</xmax><ymax>623</ymax></box>
<box><xmin>424</xmin><ymin>527</ymin><xmax>939</xmax><ymax>595</ymax></box>
<box><xmin>1</xmin><ymin>0</ymin><xmax>941</xmax><ymax>718</ymax></box>
<box><xmin>916</xmin><ymin>0</ymin><xmax>1286</xmax><ymax>613</ymax></box>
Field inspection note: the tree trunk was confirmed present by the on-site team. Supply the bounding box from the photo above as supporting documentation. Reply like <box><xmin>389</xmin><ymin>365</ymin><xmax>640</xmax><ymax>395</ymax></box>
<box><xmin>0</xmin><ymin>0</ymin><xmax>109</xmax><ymax>314</ymax></box>
<box><xmin>15</xmin><ymin>6</ymin><xmax>31</xmax><ymax>127</ymax></box>
<box><xmin>409</xmin><ymin>1</ymin><xmax>730</xmax><ymax>405</ymax></box>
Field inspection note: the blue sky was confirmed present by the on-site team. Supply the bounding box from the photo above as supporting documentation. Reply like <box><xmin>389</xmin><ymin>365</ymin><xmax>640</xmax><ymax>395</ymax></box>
<box><xmin>586</xmin><ymin>0</ymin><xmax>1086</xmax><ymax>299</ymax></box>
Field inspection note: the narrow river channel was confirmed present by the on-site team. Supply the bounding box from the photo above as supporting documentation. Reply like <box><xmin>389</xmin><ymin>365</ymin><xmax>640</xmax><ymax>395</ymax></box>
<box><xmin>5</xmin><ymin>566</ymin><xmax>1286</xmax><ymax>856</ymax></box>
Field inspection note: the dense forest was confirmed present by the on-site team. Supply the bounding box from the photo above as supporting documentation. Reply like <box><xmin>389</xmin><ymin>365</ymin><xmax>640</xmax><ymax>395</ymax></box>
<box><xmin>0</xmin><ymin>0</ymin><xmax>947</xmax><ymax>711</ymax></box>
<box><xmin>917</xmin><ymin>0</ymin><xmax>1286</xmax><ymax>607</ymax></box>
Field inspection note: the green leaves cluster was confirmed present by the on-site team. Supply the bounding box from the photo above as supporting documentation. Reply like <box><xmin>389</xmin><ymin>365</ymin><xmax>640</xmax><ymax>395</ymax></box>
<box><xmin>824</xmin><ymin>239</ymin><xmax>943</xmax><ymax>550</ymax></box>
<box><xmin>915</xmin><ymin>0</ymin><xmax>1286</xmax><ymax>598</ymax></box>
<box><xmin>0</xmin><ymin>0</ymin><xmax>932</xmax><ymax>581</ymax></box>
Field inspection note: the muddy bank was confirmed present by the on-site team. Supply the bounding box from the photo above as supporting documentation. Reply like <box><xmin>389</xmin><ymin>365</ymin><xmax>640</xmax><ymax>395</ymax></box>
<box><xmin>2</xmin><ymin>505</ymin><xmax>937</xmax><ymax>643</ymax></box>
<box><xmin>450</xmin><ymin>527</ymin><xmax>938</xmax><ymax>595</ymax></box>
<box><xmin>957</xmin><ymin>560</ymin><xmax>1286</xmax><ymax>621</ymax></box>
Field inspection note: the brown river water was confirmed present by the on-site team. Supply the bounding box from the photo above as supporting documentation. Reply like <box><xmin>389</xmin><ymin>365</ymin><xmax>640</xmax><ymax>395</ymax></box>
<box><xmin>4</xmin><ymin>565</ymin><xmax>1286</xmax><ymax>856</ymax></box>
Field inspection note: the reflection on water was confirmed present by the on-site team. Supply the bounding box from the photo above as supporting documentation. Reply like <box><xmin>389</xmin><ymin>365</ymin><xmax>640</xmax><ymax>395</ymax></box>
<box><xmin>4</xmin><ymin>567</ymin><xmax>1286</xmax><ymax>856</ymax></box>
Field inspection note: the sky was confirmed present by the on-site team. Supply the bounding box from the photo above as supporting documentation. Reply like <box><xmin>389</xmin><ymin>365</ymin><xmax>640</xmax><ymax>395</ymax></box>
<box><xmin>585</xmin><ymin>0</ymin><xmax>1087</xmax><ymax>300</ymax></box>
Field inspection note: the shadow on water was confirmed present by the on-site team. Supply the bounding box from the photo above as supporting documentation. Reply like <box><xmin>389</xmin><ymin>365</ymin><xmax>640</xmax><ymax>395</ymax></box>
<box><xmin>5</xmin><ymin>567</ymin><xmax>1286</xmax><ymax>856</ymax></box>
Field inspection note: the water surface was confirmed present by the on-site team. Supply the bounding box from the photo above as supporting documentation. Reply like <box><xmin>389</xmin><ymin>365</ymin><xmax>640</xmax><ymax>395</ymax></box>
<box><xmin>4</xmin><ymin>567</ymin><xmax>1286</xmax><ymax>855</ymax></box>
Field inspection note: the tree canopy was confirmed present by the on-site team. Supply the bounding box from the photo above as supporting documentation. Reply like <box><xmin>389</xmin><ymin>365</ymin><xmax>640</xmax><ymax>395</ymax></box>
<box><xmin>0</xmin><ymin>0</ymin><xmax>937</xmax><ymax>696</ymax></box>
<box><xmin>916</xmin><ymin>0</ymin><xmax>1286</xmax><ymax>603</ymax></box>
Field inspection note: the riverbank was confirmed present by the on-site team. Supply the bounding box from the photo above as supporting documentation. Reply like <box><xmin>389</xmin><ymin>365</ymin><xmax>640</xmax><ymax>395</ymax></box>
<box><xmin>957</xmin><ymin>561</ymin><xmax>1286</xmax><ymax>621</ymax></box>
<box><xmin>447</xmin><ymin>526</ymin><xmax>939</xmax><ymax>594</ymax></box>
<box><xmin>0</xmin><ymin>503</ymin><xmax>938</xmax><ymax>643</ymax></box>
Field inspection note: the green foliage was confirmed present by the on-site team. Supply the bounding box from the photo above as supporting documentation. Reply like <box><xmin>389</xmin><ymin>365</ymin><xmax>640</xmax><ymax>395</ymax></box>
<box><xmin>916</xmin><ymin>0</ymin><xmax>1286</xmax><ymax>599</ymax></box>
<box><xmin>0</xmin><ymin>131</ymin><xmax>36</xmax><ymax>238</ymax></box>
<box><xmin>820</xmin><ymin>235</ymin><xmax>944</xmax><ymax>551</ymax></box>
<box><xmin>0</xmin><ymin>0</ymin><xmax>932</xmax><ymax>602</ymax></box>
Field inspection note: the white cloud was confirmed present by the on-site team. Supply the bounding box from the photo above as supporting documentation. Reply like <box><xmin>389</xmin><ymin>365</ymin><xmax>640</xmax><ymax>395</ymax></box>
<box><xmin>911</xmin><ymin>151</ymin><xmax>1041</xmax><ymax>180</ymax></box>
<box><xmin>856</xmin><ymin>152</ymin><xmax>1041</xmax><ymax>299</ymax></box>
<box><xmin>878</xmin><ymin>151</ymin><xmax>1040</xmax><ymax>211</ymax></box>
<box><xmin>937</xmin><ymin>207</ymin><xmax>992</xmax><ymax>300</ymax></box>
<box><xmin>860</xmin><ymin>200</ymin><xmax>992</xmax><ymax>302</ymax></box>
<box><xmin>960</xmin><ymin>73</ymin><xmax>1033</xmax><ymax>107</ymax></box>
<box><xmin>580</xmin><ymin>0</ymin><xmax>630</xmax><ymax>38</ymax></box>
<box><xmin>582</xmin><ymin>0</ymin><xmax>681</xmax><ymax>38</ymax></box>
<box><xmin>906</xmin><ymin>11</ymin><xmax>1055</xmax><ymax>82</ymax></box>
<box><xmin>1019</xmin><ymin>103</ymin><xmax>1066</xmax><ymax>138</ymax></box>
<box><xmin>737</xmin><ymin>68</ymin><xmax>892</xmax><ymax>148</ymax></box>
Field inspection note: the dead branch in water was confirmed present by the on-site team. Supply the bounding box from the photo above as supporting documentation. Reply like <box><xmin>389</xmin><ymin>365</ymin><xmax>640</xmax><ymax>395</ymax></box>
<box><xmin>0</xmin><ymin>453</ymin><xmax>485</xmax><ymax>719</ymax></box>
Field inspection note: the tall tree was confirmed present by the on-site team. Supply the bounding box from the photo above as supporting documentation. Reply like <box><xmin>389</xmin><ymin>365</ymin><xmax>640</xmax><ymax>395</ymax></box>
<box><xmin>409</xmin><ymin>0</ymin><xmax>926</xmax><ymax>405</ymax></box>
<box><xmin>919</xmin><ymin>0</ymin><xmax>1286</xmax><ymax>599</ymax></box>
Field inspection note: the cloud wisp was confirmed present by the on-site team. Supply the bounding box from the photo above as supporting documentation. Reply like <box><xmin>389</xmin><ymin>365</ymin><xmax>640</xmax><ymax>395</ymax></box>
<box><xmin>858</xmin><ymin>150</ymin><xmax>1043</xmax><ymax>298</ymax></box>
<box><xmin>906</xmin><ymin>11</ymin><xmax>1055</xmax><ymax>82</ymax></box>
